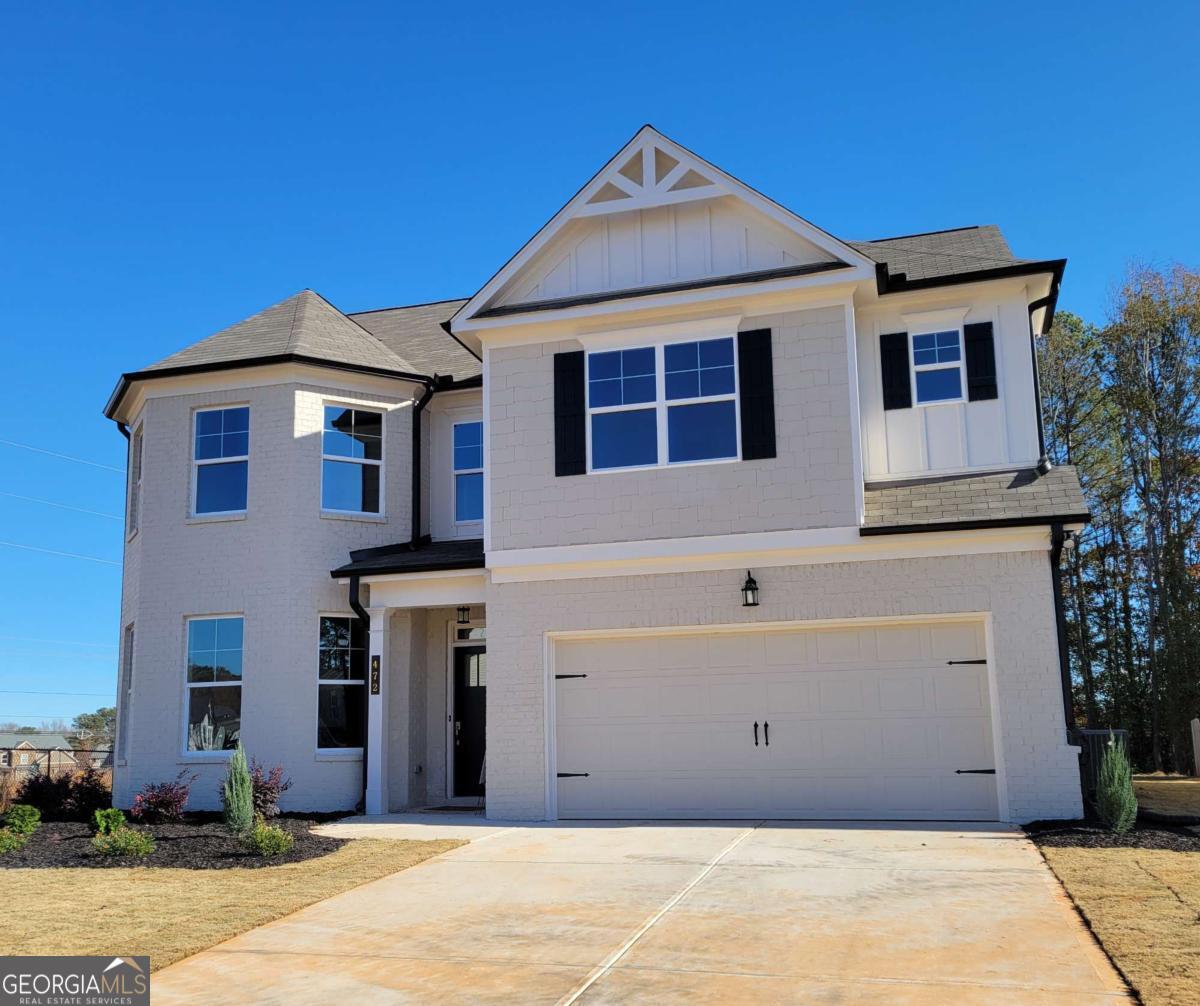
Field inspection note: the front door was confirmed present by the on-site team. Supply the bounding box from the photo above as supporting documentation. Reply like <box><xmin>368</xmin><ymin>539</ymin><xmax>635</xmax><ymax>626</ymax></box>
<box><xmin>453</xmin><ymin>646</ymin><xmax>486</xmax><ymax>797</ymax></box>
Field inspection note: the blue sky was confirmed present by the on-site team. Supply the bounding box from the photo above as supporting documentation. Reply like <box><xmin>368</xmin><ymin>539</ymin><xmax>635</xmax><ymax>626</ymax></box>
<box><xmin>1</xmin><ymin>3</ymin><xmax>1196</xmax><ymax>728</ymax></box>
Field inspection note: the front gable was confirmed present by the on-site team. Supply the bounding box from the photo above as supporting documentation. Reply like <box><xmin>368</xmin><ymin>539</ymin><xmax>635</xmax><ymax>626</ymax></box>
<box><xmin>453</xmin><ymin>126</ymin><xmax>876</xmax><ymax>330</ymax></box>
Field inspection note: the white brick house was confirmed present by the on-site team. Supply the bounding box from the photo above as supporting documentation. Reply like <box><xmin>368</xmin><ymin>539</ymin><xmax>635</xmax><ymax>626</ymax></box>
<box><xmin>105</xmin><ymin>126</ymin><xmax>1088</xmax><ymax>823</ymax></box>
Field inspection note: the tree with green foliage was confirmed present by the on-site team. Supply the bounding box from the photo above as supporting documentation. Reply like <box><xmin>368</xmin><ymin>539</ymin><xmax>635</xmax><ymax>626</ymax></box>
<box><xmin>1096</xmin><ymin>733</ymin><xmax>1138</xmax><ymax>832</ymax></box>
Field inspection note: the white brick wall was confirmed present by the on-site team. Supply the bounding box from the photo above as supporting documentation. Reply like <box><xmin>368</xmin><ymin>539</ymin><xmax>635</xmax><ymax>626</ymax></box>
<box><xmin>114</xmin><ymin>380</ymin><xmax>418</xmax><ymax>812</ymax></box>
<box><xmin>485</xmin><ymin>549</ymin><xmax>1082</xmax><ymax>824</ymax></box>
<box><xmin>487</xmin><ymin>305</ymin><xmax>856</xmax><ymax>550</ymax></box>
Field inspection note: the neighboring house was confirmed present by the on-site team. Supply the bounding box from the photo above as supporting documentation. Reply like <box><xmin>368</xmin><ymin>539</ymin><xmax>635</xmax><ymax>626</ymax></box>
<box><xmin>105</xmin><ymin>126</ymin><xmax>1088</xmax><ymax>823</ymax></box>
<box><xmin>0</xmin><ymin>733</ymin><xmax>79</xmax><ymax>773</ymax></box>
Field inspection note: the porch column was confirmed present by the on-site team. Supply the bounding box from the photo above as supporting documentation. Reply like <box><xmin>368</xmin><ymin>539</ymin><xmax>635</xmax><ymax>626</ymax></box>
<box><xmin>365</xmin><ymin>606</ymin><xmax>390</xmax><ymax>815</ymax></box>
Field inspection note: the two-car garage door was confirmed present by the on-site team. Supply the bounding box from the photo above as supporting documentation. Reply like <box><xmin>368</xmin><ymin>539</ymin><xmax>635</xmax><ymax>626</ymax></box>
<box><xmin>553</xmin><ymin>620</ymin><xmax>999</xmax><ymax>820</ymax></box>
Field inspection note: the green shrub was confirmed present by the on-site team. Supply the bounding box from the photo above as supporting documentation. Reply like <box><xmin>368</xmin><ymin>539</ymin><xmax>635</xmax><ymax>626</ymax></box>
<box><xmin>69</xmin><ymin>768</ymin><xmax>111</xmax><ymax>821</ymax></box>
<box><xmin>15</xmin><ymin>773</ymin><xmax>73</xmax><ymax>820</ymax></box>
<box><xmin>92</xmin><ymin>826</ymin><xmax>155</xmax><ymax>857</ymax></box>
<box><xmin>93</xmin><ymin>808</ymin><xmax>126</xmax><ymax>835</ymax></box>
<box><xmin>1096</xmin><ymin>731</ymin><xmax>1138</xmax><ymax>834</ymax></box>
<box><xmin>242</xmin><ymin>818</ymin><xmax>294</xmax><ymax>857</ymax></box>
<box><xmin>221</xmin><ymin>743</ymin><xmax>254</xmax><ymax>834</ymax></box>
<box><xmin>4</xmin><ymin>804</ymin><xmax>41</xmax><ymax>835</ymax></box>
<box><xmin>0</xmin><ymin>828</ymin><xmax>28</xmax><ymax>854</ymax></box>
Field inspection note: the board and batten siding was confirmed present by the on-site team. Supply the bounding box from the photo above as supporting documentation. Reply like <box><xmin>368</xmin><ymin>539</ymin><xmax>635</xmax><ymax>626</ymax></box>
<box><xmin>493</xmin><ymin>196</ymin><xmax>838</xmax><ymax>307</ymax></box>
<box><xmin>486</xmin><ymin>305</ymin><xmax>856</xmax><ymax>551</ymax></box>
<box><xmin>856</xmin><ymin>286</ymin><xmax>1041</xmax><ymax>480</ymax></box>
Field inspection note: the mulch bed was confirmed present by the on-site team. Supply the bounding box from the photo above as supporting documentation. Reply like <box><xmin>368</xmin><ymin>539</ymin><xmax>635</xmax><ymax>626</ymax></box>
<box><xmin>1</xmin><ymin>814</ymin><xmax>349</xmax><ymax>870</ymax></box>
<box><xmin>1026</xmin><ymin>819</ymin><xmax>1200</xmax><ymax>853</ymax></box>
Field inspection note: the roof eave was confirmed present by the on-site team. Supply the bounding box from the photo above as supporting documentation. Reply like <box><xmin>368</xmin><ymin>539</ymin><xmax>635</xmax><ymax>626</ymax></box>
<box><xmin>878</xmin><ymin>259</ymin><xmax>1067</xmax><ymax>297</ymax></box>
<box><xmin>103</xmin><ymin>353</ymin><xmax>436</xmax><ymax>421</ymax></box>
<box><xmin>329</xmin><ymin>556</ymin><xmax>486</xmax><ymax>578</ymax></box>
<box><xmin>859</xmin><ymin>512</ymin><xmax>1091</xmax><ymax>537</ymax></box>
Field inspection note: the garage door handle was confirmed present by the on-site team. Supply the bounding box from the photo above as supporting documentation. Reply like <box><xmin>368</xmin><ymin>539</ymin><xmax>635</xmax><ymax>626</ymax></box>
<box><xmin>753</xmin><ymin>721</ymin><xmax>759</xmax><ymax>746</ymax></box>
<box><xmin>764</xmin><ymin>722</ymin><xmax>769</xmax><ymax>747</ymax></box>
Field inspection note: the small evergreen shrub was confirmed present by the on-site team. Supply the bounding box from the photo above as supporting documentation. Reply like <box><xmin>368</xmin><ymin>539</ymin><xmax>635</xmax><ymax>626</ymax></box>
<box><xmin>250</xmin><ymin>760</ymin><xmax>292</xmax><ymax>819</ymax></box>
<box><xmin>92</xmin><ymin>826</ymin><xmax>155</xmax><ymax>858</ymax></box>
<box><xmin>242</xmin><ymin>818</ymin><xmax>294</xmax><ymax>857</ymax></box>
<box><xmin>221</xmin><ymin>743</ymin><xmax>254</xmax><ymax>834</ymax></box>
<box><xmin>1096</xmin><ymin>731</ymin><xmax>1138</xmax><ymax>834</ymax></box>
<box><xmin>93</xmin><ymin>808</ymin><xmax>126</xmax><ymax>835</ymax></box>
<box><xmin>69</xmin><ymin>768</ymin><xmax>111</xmax><ymax>821</ymax></box>
<box><xmin>130</xmin><ymin>771</ymin><xmax>195</xmax><ymax>822</ymax></box>
<box><xmin>4</xmin><ymin>804</ymin><xmax>41</xmax><ymax>835</ymax></box>
<box><xmin>0</xmin><ymin>828</ymin><xmax>28</xmax><ymax>854</ymax></box>
<box><xmin>15</xmin><ymin>773</ymin><xmax>74</xmax><ymax>820</ymax></box>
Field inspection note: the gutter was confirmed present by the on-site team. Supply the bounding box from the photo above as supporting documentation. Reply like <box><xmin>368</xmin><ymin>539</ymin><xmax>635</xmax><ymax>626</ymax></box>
<box><xmin>348</xmin><ymin>576</ymin><xmax>370</xmax><ymax>813</ymax></box>
<box><xmin>1049</xmin><ymin>523</ymin><xmax>1077</xmax><ymax>742</ymax></box>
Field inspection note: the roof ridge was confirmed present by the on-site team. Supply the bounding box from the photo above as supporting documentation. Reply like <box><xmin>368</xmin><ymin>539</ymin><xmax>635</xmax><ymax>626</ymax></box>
<box><xmin>853</xmin><ymin>224</ymin><xmax>988</xmax><ymax>244</ymax></box>
<box><xmin>347</xmin><ymin>297</ymin><xmax>469</xmax><ymax>316</ymax></box>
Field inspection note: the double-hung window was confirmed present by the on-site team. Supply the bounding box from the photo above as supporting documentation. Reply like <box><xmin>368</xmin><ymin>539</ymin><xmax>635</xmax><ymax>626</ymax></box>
<box><xmin>587</xmin><ymin>336</ymin><xmax>739</xmax><ymax>471</ymax></box>
<box><xmin>185</xmin><ymin>616</ymin><xmax>242</xmax><ymax>752</ymax></box>
<box><xmin>193</xmin><ymin>407</ymin><xmax>249</xmax><ymax>515</ymax></box>
<box><xmin>452</xmin><ymin>421</ymin><xmax>484</xmax><ymax>523</ymax></box>
<box><xmin>322</xmin><ymin>406</ymin><xmax>382</xmax><ymax>514</ymax></box>
<box><xmin>317</xmin><ymin>616</ymin><xmax>365</xmax><ymax>750</ymax></box>
<box><xmin>117</xmin><ymin>623</ymin><xmax>134</xmax><ymax>762</ymax></box>
<box><xmin>911</xmin><ymin>329</ymin><xmax>964</xmax><ymax>404</ymax></box>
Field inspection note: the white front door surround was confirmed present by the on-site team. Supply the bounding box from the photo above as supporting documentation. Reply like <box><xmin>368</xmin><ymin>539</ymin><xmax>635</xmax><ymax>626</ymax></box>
<box><xmin>546</xmin><ymin>614</ymin><xmax>1005</xmax><ymax>822</ymax></box>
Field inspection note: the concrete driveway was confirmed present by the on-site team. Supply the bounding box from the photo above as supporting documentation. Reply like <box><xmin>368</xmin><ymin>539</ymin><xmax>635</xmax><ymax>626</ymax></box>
<box><xmin>153</xmin><ymin>819</ymin><xmax>1128</xmax><ymax>1004</ymax></box>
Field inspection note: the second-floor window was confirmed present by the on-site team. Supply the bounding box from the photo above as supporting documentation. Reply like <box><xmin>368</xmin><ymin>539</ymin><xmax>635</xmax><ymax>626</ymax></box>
<box><xmin>193</xmin><ymin>407</ymin><xmax>249</xmax><ymax>515</ymax></box>
<box><xmin>127</xmin><ymin>424</ymin><xmax>143</xmax><ymax>535</ymax></box>
<box><xmin>587</xmin><ymin>337</ymin><xmax>739</xmax><ymax>471</ymax></box>
<box><xmin>322</xmin><ymin>406</ymin><xmax>382</xmax><ymax>515</ymax></box>
<box><xmin>453</xmin><ymin>420</ymin><xmax>483</xmax><ymax>523</ymax></box>
<box><xmin>911</xmin><ymin>329</ymin><xmax>964</xmax><ymax>404</ymax></box>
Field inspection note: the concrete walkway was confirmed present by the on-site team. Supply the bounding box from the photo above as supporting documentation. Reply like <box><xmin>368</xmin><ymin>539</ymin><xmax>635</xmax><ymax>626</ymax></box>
<box><xmin>153</xmin><ymin>819</ymin><xmax>1129</xmax><ymax>1004</ymax></box>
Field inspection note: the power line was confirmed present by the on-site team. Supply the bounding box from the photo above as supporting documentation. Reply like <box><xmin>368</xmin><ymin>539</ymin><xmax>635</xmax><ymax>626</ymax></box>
<box><xmin>0</xmin><ymin>690</ymin><xmax>112</xmax><ymax>697</ymax></box>
<box><xmin>0</xmin><ymin>491</ymin><xmax>121</xmax><ymax>520</ymax></box>
<box><xmin>0</xmin><ymin>714</ymin><xmax>79</xmax><ymax>720</ymax></box>
<box><xmin>0</xmin><ymin>541</ymin><xmax>121</xmax><ymax>566</ymax></box>
<box><xmin>0</xmin><ymin>438</ymin><xmax>124</xmax><ymax>474</ymax></box>
<box><xmin>0</xmin><ymin>635</ymin><xmax>115</xmax><ymax>648</ymax></box>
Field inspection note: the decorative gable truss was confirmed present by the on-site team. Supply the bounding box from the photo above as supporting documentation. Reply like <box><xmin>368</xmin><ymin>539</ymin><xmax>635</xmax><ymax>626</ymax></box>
<box><xmin>454</xmin><ymin>125</ymin><xmax>878</xmax><ymax>329</ymax></box>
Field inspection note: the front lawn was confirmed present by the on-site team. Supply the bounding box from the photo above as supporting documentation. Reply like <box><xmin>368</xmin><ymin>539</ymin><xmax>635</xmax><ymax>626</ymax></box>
<box><xmin>1031</xmin><ymin>823</ymin><xmax>1200</xmax><ymax>1006</ymax></box>
<box><xmin>1134</xmin><ymin>774</ymin><xmax>1200</xmax><ymax>819</ymax></box>
<box><xmin>0</xmin><ymin>835</ymin><xmax>464</xmax><ymax>969</ymax></box>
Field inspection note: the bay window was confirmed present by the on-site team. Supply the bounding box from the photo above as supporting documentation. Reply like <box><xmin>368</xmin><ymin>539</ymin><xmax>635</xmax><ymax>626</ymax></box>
<box><xmin>185</xmin><ymin>616</ymin><xmax>242</xmax><ymax>752</ymax></box>
<box><xmin>193</xmin><ymin>407</ymin><xmax>248</xmax><ymax>515</ymax></box>
<box><xmin>317</xmin><ymin>616</ymin><xmax>365</xmax><ymax>750</ymax></box>
<box><xmin>322</xmin><ymin>405</ymin><xmax>382</xmax><ymax>514</ymax></box>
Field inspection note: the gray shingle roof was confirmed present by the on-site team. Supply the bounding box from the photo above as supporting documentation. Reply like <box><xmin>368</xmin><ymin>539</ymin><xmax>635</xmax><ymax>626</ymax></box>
<box><xmin>143</xmin><ymin>290</ymin><xmax>419</xmax><ymax>376</ymax></box>
<box><xmin>862</xmin><ymin>465</ymin><xmax>1089</xmax><ymax>534</ymax></box>
<box><xmin>849</xmin><ymin>225</ymin><xmax>1032</xmax><ymax>284</ymax></box>
<box><xmin>331</xmin><ymin>538</ymin><xmax>484</xmax><ymax>578</ymax></box>
<box><xmin>349</xmin><ymin>299</ymin><xmax>479</xmax><ymax>380</ymax></box>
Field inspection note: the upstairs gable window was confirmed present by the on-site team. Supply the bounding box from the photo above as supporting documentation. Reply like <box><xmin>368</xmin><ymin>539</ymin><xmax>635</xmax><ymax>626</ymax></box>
<box><xmin>322</xmin><ymin>406</ymin><xmax>383</xmax><ymax>514</ymax></box>
<box><xmin>911</xmin><ymin>330</ymin><xmax>964</xmax><ymax>404</ymax></box>
<box><xmin>193</xmin><ymin>407</ymin><xmax>249</xmax><ymax>515</ymax></box>
<box><xmin>587</xmin><ymin>337</ymin><xmax>739</xmax><ymax>471</ymax></box>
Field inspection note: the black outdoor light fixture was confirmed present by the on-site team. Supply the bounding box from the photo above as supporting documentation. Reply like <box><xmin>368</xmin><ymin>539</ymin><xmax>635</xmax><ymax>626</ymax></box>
<box><xmin>741</xmin><ymin>571</ymin><xmax>760</xmax><ymax>607</ymax></box>
<box><xmin>456</xmin><ymin>605</ymin><xmax>471</xmax><ymax>625</ymax></box>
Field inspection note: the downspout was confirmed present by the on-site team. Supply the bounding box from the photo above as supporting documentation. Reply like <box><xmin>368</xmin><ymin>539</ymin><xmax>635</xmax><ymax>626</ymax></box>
<box><xmin>1050</xmin><ymin>523</ymin><xmax>1076</xmax><ymax>740</ymax></box>
<box><xmin>409</xmin><ymin>379</ymin><xmax>437</xmax><ymax>548</ymax></box>
<box><xmin>1028</xmin><ymin>297</ymin><xmax>1051</xmax><ymax>469</ymax></box>
<box><xmin>349</xmin><ymin>575</ymin><xmax>371</xmax><ymax>812</ymax></box>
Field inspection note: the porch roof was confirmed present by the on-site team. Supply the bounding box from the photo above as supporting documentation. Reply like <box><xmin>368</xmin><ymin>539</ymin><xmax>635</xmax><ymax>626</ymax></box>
<box><xmin>331</xmin><ymin>538</ymin><xmax>485</xmax><ymax>578</ymax></box>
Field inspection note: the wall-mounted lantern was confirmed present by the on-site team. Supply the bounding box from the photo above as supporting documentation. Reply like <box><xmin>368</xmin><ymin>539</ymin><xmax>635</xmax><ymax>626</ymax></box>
<box><xmin>741</xmin><ymin>571</ymin><xmax>760</xmax><ymax>607</ymax></box>
<box><xmin>456</xmin><ymin>605</ymin><xmax>471</xmax><ymax>625</ymax></box>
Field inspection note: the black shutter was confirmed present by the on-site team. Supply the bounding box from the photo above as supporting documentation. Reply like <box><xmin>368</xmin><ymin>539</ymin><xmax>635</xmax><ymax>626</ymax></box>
<box><xmin>553</xmin><ymin>350</ymin><xmax>586</xmax><ymax>476</ymax></box>
<box><xmin>964</xmin><ymin>322</ymin><xmax>999</xmax><ymax>401</ymax></box>
<box><xmin>737</xmin><ymin>328</ymin><xmax>776</xmax><ymax>460</ymax></box>
<box><xmin>880</xmin><ymin>331</ymin><xmax>912</xmax><ymax>410</ymax></box>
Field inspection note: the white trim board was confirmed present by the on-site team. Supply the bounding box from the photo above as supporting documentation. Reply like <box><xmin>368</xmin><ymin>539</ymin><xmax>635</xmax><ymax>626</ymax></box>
<box><xmin>489</xmin><ymin>525</ymin><xmax>1052</xmax><ymax>583</ymax></box>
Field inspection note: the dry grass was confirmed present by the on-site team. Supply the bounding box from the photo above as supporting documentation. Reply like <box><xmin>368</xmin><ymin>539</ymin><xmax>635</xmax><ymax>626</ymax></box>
<box><xmin>1042</xmin><ymin>844</ymin><xmax>1200</xmax><ymax>1006</ymax></box>
<box><xmin>0</xmin><ymin>838</ymin><xmax>463</xmax><ymax>970</ymax></box>
<box><xmin>1135</xmin><ymin>774</ymin><xmax>1200</xmax><ymax>818</ymax></box>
